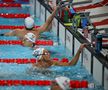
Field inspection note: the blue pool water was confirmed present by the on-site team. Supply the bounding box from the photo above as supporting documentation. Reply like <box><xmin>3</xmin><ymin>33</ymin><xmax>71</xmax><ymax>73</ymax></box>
<box><xmin>0</xmin><ymin>17</ymin><xmax>25</xmax><ymax>25</ymax></box>
<box><xmin>0</xmin><ymin>1</ymin><xmax>104</xmax><ymax>90</ymax></box>
<box><xmin>0</xmin><ymin>7</ymin><xmax>30</xmax><ymax>14</ymax></box>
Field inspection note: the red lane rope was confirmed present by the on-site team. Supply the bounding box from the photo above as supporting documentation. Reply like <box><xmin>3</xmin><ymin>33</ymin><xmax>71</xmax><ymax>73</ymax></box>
<box><xmin>0</xmin><ymin>40</ymin><xmax>107</xmax><ymax>46</ymax></box>
<box><xmin>0</xmin><ymin>40</ymin><xmax>54</xmax><ymax>46</ymax></box>
<box><xmin>0</xmin><ymin>13</ymin><xmax>30</xmax><ymax>18</ymax></box>
<box><xmin>0</xmin><ymin>40</ymin><xmax>22</xmax><ymax>45</ymax></box>
<box><xmin>0</xmin><ymin>58</ymin><xmax>36</xmax><ymax>64</ymax></box>
<box><xmin>0</xmin><ymin>25</ymin><xmax>40</xmax><ymax>29</ymax></box>
<box><xmin>93</xmin><ymin>19</ymin><xmax>108</xmax><ymax>26</ymax></box>
<box><xmin>0</xmin><ymin>79</ymin><xmax>88</xmax><ymax>88</ymax></box>
<box><xmin>74</xmin><ymin>0</ymin><xmax>108</xmax><ymax>12</ymax></box>
<box><xmin>0</xmin><ymin>3</ymin><xmax>21</xmax><ymax>8</ymax></box>
<box><xmin>2</xmin><ymin>0</ymin><xmax>14</xmax><ymax>2</ymax></box>
<box><xmin>22</xmin><ymin>0</ymin><xmax>29</xmax><ymax>2</ymax></box>
<box><xmin>35</xmin><ymin>40</ymin><xmax>53</xmax><ymax>46</ymax></box>
<box><xmin>2</xmin><ymin>0</ymin><xmax>29</xmax><ymax>2</ymax></box>
<box><xmin>0</xmin><ymin>58</ymin><xmax>69</xmax><ymax>64</ymax></box>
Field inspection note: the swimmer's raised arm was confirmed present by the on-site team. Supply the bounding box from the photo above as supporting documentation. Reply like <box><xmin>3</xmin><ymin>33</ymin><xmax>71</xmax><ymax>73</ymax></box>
<box><xmin>37</xmin><ymin>6</ymin><xmax>60</xmax><ymax>33</ymax></box>
<box><xmin>52</xmin><ymin>44</ymin><xmax>87</xmax><ymax>66</ymax></box>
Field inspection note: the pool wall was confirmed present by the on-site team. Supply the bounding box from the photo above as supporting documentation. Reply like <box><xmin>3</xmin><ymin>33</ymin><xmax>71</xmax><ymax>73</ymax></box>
<box><xmin>30</xmin><ymin>0</ymin><xmax>108</xmax><ymax>90</ymax></box>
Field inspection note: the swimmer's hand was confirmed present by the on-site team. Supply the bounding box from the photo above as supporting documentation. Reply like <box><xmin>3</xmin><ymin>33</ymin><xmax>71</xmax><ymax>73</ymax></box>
<box><xmin>0</xmin><ymin>34</ymin><xmax>4</xmax><ymax>36</ymax></box>
<box><xmin>79</xmin><ymin>43</ymin><xmax>87</xmax><ymax>52</ymax></box>
<box><xmin>53</xmin><ymin>5</ymin><xmax>61</xmax><ymax>11</ymax></box>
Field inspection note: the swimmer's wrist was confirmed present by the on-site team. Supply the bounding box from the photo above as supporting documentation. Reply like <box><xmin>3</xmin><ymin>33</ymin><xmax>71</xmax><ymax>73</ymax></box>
<box><xmin>78</xmin><ymin>49</ymin><xmax>82</xmax><ymax>54</ymax></box>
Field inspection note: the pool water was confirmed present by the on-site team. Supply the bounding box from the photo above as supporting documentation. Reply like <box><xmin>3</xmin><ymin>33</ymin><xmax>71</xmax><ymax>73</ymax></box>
<box><xmin>0</xmin><ymin>7</ymin><xmax>29</xmax><ymax>14</ymax></box>
<box><xmin>0</xmin><ymin>1</ymin><xmax>104</xmax><ymax>90</ymax></box>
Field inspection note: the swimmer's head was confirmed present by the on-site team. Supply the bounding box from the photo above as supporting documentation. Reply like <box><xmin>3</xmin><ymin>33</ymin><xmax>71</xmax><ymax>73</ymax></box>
<box><xmin>25</xmin><ymin>17</ymin><xmax>35</xmax><ymax>30</ymax></box>
<box><xmin>33</xmin><ymin>48</ymin><xmax>50</xmax><ymax>60</ymax></box>
<box><xmin>22</xmin><ymin>33</ymin><xmax>36</xmax><ymax>47</ymax></box>
<box><xmin>55</xmin><ymin>76</ymin><xmax>70</xmax><ymax>90</ymax></box>
<box><xmin>33</xmin><ymin>48</ymin><xmax>45</xmax><ymax>60</ymax></box>
<box><xmin>24</xmin><ymin>33</ymin><xmax>36</xmax><ymax>43</ymax></box>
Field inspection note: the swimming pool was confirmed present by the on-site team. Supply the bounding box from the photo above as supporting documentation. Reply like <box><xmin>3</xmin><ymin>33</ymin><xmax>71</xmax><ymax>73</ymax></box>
<box><xmin>0</xmin><ymin>1</ymin><xmax>104</xmax><ymax>90</ymax></box>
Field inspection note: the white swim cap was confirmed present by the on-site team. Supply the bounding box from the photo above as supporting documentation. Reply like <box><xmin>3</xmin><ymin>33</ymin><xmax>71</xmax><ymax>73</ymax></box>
<box><xmin>33</xmin><ymin>48</ymin><xmax>45</xmax><ymax>60</ymax></box>
<box><xmin>55</xmin><ymin>76</ymin><xmax>70</xmax><ymax>90</ymax></box>
<box><xmin>25</xmin><ymin>17</ymin><xmax>34</xmax><ymax>29</ymax></box>
<box><xmin>24</xmin><ymin>33</ymin><xmax>36</xmax><ymax>43</ymax></box>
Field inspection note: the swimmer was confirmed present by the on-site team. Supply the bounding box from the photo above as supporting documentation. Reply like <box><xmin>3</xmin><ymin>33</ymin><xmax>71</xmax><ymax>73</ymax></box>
<box><xmin>50</xmin><ymin>76</ymin><xmax>70</xmax><ymax>90</ymax></box>
<box><xmin>0</xmin><ymin>6</ymin><xmax>60</xmax><ymax>47</ymax></box>
<box><xmin>22</xmin><ymin>32</ymin><xmax>36</xmax><ymax>47</ymax></box>
<box><xmin>50</xmin><ymin>76</ymin><xmax>95</xmax><ymax>90</ymax></box>
<box><xmin>32</xmin><ymin>43</ymin><xmax>86</xmax><ymax>68</ymax></box>
<box><xmin>22</xmin><ymin>32</ymin><xmax>54</xmax><ymax>48</ymax></box>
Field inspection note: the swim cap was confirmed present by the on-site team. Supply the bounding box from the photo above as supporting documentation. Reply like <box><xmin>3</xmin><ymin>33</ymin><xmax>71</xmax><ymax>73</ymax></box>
<box><xmin>33</xmin><ymin>48</ymin><xmax>45</xmax><ymax>60</ymax></box>
<box><xmin>55</xmin><ymin>76</ymin><xmax>70</xmax><ymax>90</ymax></box>
<box><xmin>25</xmin><ymin>17</ymin><xmax>34</xmax><ymax>29</ymax></box>
<box><xmin>24</xmin><ymin>33</ymin><xmax>36</xmax><ymax>43</ymax></box>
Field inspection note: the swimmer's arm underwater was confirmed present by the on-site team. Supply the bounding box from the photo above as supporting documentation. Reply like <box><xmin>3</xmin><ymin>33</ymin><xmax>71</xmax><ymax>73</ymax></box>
<box><xmin>0</xmin><ymin>34</ymin><xmax>5</xmax><ymax>36</ymax></box>
<box><xmin>0</xmin><ymin>31</ymin><xmax>15</xmax><ymax>36</ymax></box>
<box><xmin>37</xmin><ymin>6</ymin><xmax>60</xmax><ymax>33</ymax></box>
<box><xmin>52</xmin><ymin>44</ymin><xmax>86</xmax><ymax>66</ymax></box>
<box><xmin>3</xmin><ymin>31</ymin><xmax>16</xmax><ymax>36</ymax></box>
<box><xmin>0</xmin><ymin>29</ymin><xmax>19</xmax><ymax>36</ymax></box>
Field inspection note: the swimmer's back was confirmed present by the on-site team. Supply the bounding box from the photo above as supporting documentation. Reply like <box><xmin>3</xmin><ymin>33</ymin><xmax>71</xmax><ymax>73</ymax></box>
<box><xmin>15</xmin><ymin>28</ymin><xmax>40</xmax><ymax>39</ymax></box>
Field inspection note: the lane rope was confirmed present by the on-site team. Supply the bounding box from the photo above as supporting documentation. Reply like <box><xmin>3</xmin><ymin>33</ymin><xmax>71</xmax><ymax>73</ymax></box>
<box><xmin>0</xmin><ymin>3</ymin><xmax>21</xmax><ymax>7</ymax></box>
<box><xmin>0</xmin><ymin>40</ymin><xmax>54</xmax><ymax>46</ymax></box>
<box><xmin>0</xmin><ymin>79</ymin><xmax>89</xmax><ymax>88</ymax></box>
<box><xmin>0</xmin><ymin>58</ymin><xmax>69</xmax><ymax>64</ymax></box>
<box><xmin>0</xmin><ymin>13</ymin><xmax>30</xmax><ymax>18</ymax></box>
<box><xmin>0</xmin><ymin>25</ymin><xmax>40</xmax><ymax>29</ymax></box>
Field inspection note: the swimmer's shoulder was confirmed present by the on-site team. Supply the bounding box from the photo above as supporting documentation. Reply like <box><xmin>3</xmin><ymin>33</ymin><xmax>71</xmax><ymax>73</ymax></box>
<box><xmin>14</xmin><ymin>28</ymin><xmax>24</xmax><ymax>31</ymax></box>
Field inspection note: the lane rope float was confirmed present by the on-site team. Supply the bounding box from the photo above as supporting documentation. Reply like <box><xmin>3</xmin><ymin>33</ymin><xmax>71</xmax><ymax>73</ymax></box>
<box><xmin>0</xmin><ymin>13</ymin><xmax>30</xmax><ymax>18</ymax></box>
<box><xmin>0</xmin><ymin>25</ymin><xmax>40</xmax><ymax>29</ymax></box>
<box><xmin>0</xmin><ymin>79</ymin><xmax>89</xmax><ymax>88</ymax></box>
<box><xmin>0</xmin><ymin>3</ymin><xmax>21</xmax><ymax>7</ymax></box>
<box><xmin>0</xmin><ymin>58</ymin><xmax>69</xmax><ymax>64</ymax></box>
<box><xmin>0</xmin><ymin>40</ymin><xmax>54</xmax><ymax>46</ymax></box>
